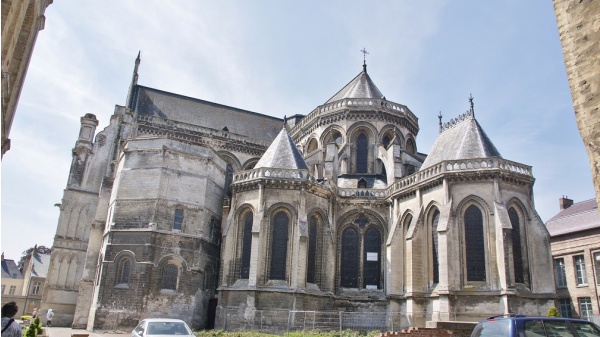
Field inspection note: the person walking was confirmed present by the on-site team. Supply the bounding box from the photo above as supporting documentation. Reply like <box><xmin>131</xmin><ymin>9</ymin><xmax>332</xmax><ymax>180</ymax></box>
<box><xmin>1</xmin><ymin>302</ymin><xmax>22</xmax><ymax>337</ymax></box>
<box><xmin>45</xmin><ymin>309</ymin><xmax>54</xmax><ymax>327</ymax></box>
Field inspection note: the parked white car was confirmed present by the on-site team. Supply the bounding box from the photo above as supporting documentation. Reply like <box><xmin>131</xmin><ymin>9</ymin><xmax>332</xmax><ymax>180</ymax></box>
<box><xmin>132</xmin><ymin>318</ymin><xmax>194</xmax><ymax>337</ymax></box>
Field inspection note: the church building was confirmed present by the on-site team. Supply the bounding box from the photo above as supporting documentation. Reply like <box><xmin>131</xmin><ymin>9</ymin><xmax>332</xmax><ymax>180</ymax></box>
<box><xmin>40</xmin><ymin>55</ymin><xmax>556</xmax><ymax>331</ymax></box>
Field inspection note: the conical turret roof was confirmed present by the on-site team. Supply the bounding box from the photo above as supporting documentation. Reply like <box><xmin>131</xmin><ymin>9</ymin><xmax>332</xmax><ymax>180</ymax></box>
<box><xmin>420</xmin><ymin>112</ymin><xmax>501</xmax><ymax>170</ymax></box>
<box><xmin>254</xmin><ymin>127</ymin><xmax>309</xmax><ymax>170</ymax></box>
<box><xmin>325</xmin><ymin>64</ymin><xmax>384</xmax><ymax>103</ymax></box>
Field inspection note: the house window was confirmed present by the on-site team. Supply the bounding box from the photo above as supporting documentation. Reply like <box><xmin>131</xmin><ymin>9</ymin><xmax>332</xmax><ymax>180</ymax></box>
<box><xmin>574</xmin><ymin>255</ymin><xmax>587</xmax><ymax>285</ymax></box>
<box><xmin>356</xmin><ymin>133</ymin><xmax>368</xmax><ymax>173</ymax></box>
<box><xmin>555</xmin><ymin>258</ymin><xmax>567</xmax><ymax>288</ymax></box>
<box><xmin>594</xmin><ymin>252</ymin><xmax>600</xmax><ymax>285</ymax></box>
<box><xmin>32</xmin><ymin>282</ymin><xmax>40</xmax><ymax>295</ymax></box>
<box><xmin>341</xmin><ymin>227</ymin><xmax>359</xmax><ymax>288</ymax></box>
<box><xmin>578</xmin><ymin>298</ymin><xmax>593</xmax><ymax>320</ymax></box>
<box><xmin>508</xmin><ymin>207</ymin><xmax>525</xmax><ymax>284</ymax></box>
<box><xmin>117</xmin><ymin>258</ymin><xmax>131</xmax><ymax>284</ymax></box>
<box><xmin>270</xmin><ymin>212</ymin><xmax>289</xmax><ymax>280</ymax></box>
<box><xmin>464</xmin><ymin>205</ymin><xmax>486</xmax><ymax>282</ymax></box>
<box><xmin>240</xmin><ymin>212</ymin><xmax>253</xmax><ymax>279</ymax></box>
<box><xmin>431</xmin><ymin>209</ymin><xmax>440</xmax><ymax>284</ymax></box>
<box><xmin>307</xmin><ymin>216</ymin><xmax>318</xmax><ymax>284</ymax></box>
<box><xmin>558</xmin><ymin>298</ymin><xmax>572</xmax><ymax>318</ymax></box>
<box><xmin>9</xmin><ymin>286</ymin><xmax>16</xmax><ymax>295</ymax></box>
<box><xmin>161</xmin><ymin>264</ymin><xmax>178</xmax><ymax>290</ymax></box>
<box><xmin>1</xmin><ymin>285</ymin><xmax>5</xmax><ymax>294</ymax></box>
<box><xmin>363</xmin><ymin>228</ymin><xmax>382</xmax><ymax>289</ymax></box>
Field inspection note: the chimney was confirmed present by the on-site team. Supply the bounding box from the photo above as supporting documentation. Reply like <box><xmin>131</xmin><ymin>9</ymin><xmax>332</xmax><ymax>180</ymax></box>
<box><xmin>559</xmin><ymin>196</ymin><xmax>574</xmax><ymax>210</ymax></box>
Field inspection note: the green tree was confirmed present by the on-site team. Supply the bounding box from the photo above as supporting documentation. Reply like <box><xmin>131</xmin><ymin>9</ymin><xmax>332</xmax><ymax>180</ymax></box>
<box><xmin>547</xmin><ymin>307</ymin><xmax>561</xmax><ymax>317</ymax></box>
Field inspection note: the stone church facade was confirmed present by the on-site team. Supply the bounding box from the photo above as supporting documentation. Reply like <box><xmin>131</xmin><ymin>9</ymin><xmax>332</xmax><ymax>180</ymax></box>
<box><xmin>41</xmin><ymin>56</ymin><xmax>556</xmax><ymax>330</ymax></box>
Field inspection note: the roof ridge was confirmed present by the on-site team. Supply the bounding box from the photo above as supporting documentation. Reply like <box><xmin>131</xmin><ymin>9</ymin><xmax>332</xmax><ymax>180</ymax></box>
<box><xmin>440</xmin><ymin>110</ymin><xmax>474</xmax><ymax>133</ymax></box>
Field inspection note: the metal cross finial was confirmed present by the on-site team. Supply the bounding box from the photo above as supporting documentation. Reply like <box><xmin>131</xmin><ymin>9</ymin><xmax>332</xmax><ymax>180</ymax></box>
<box><xmin>360</xmin><ymin>48</ymin><xmax>369</xmax><ymax>65</ymax></box>
<box><xmin>438</xmin><ymin>111</ymin><xmax>443</xmax><ymax>133</ymax></box>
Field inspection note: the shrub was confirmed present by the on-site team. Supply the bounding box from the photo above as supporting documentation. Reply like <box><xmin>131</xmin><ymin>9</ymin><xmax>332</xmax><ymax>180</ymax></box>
<box><xmin>33</xmin><ymin>317</ymin><xmax>43</xmax><ymax>334</ymax></box>
<box><xmin>547</xmin><ymin>307</ymin><xmax>561</xmax><ymax>317</ymax></box>
<box><xmin>24</xmin><ymin>322</ymin><xmax>37</xmax><ymax>337</ymax></box>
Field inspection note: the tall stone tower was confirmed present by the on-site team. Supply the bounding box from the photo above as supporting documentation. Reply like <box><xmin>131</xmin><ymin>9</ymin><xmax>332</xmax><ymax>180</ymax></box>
<box><xmin>553</xmin><ymin>0</ymin><xmax>600</xmax><ymax>207</ymax></box>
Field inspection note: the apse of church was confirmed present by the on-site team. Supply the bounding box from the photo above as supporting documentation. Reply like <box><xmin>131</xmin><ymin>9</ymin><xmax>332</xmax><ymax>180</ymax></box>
<box><xmin>42</xmin><ymin>56</ymin><xmax>556</xmax><ymax>331</ymax></box>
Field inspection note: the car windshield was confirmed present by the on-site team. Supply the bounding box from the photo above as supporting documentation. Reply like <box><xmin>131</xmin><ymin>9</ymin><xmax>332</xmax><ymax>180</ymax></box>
<box><xmin>146</xmin><ymin>322</ymin><xmax>190</xmax><ymax>335</ymax></box>
<box><xmin>472</xmin><ymin>320</ymin><xmax>511</xmax><ymax>337</ymax></box>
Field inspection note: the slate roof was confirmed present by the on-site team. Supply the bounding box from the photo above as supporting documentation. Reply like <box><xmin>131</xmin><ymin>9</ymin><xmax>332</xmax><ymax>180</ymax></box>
<box><xmin>545</xmin><ymin>198</ymin><xmax>600</xmax><ymax>237</ymax></box>
<box><xmin>254</xmin><ymin>127</ymin><xmax>309</xmax><ymax>170</ymax></box>
<box><xmin>1</xmin><ymin>258</ymin><xmax>22</xmax><ymax>279</ymax></box>
<box><xmin>29</xmin><ymin>252</ymin><xmax>51</xmax><ymax>278</ymax></box>
<box><xmin>132</xmin><ymin>86</ymin><xmax>283</xmax><ymax>142</ymax></box>
<box><xmin>325</xmin><ymin>65</ymin><xmax>384</xmax><ymax>103</ymax></box>
<box><xmin>420</xmin><ymin>113</ymin><xmax>501</xmax><ymax>170</ymax></box>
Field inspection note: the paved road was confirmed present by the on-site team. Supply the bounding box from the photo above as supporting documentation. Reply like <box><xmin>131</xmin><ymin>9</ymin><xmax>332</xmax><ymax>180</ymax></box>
<box><xmin>47</xmin><ymin>327</ymin><xmax>129</xmax><ymax>337</ymax></box>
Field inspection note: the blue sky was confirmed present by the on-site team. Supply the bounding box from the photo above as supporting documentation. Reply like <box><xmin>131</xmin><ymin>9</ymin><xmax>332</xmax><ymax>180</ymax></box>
<box><xmin>1</xmin><ymin>1</ymin><xmax>594</xmax><ymax>260</ymax></box>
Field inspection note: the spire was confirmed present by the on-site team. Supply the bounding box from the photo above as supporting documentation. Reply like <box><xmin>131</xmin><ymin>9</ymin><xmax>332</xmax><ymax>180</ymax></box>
<box><xmin>360</xmin><ymin>47</ymin><xmax>369</xmax><ymax>73</ymax></box>
<box><xmin>254</xmin><ymin>128</ymin><xmax>308</xmax><ymax>170</ymax></box>
<box><xmin>468</xmin><ymin>93</ymin><xmax>475</xmax><ymax>117</ymax></box>
<box><xmin>438</xmin><ymin>111</ymin><xmax>443</xmax><ymax>134</ymax></box>
<box><xmin>126</xmin><ymin>51</ymin><xmax>141</xmax><ymax>109</ymax></box>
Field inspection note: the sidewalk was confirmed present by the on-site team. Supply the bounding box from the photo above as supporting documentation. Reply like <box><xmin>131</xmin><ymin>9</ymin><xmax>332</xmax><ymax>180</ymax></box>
<box><xmin>47</xmin><ymin>327</ymin><xmax>129</xmax><ymax>337</ymax></box>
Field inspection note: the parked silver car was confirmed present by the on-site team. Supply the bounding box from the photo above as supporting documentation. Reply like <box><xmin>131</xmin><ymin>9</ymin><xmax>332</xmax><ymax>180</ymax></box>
<box><xmin>132</xmin><ymin>318</ymin><xmax>194</xmax><ymax>337</ymax></box>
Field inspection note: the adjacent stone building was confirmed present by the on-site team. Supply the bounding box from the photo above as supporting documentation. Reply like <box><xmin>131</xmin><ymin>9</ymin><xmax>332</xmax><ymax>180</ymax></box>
<box><xmin>552</xmin><ymin>0</ymin><xmax>600</xmax><ymax>208</ymax></box>
<box><xmin>1</xmin><ymin>0</ymin><xmax>53</xmax><ymax>157</ymax></box>
<box><xmin>43</xmin><ymin>57</ymin><xmax>556</xmax><ymax>331</ymax></box>
<box><xmin>546</xmin><ymin>197</ymin><xmax>600</xmax><ymax>320</ymax></box>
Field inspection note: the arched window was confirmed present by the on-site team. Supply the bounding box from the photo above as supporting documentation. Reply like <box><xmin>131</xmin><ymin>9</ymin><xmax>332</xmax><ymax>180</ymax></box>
<box><xmin>406</xmin><ymin>139</ymin><xmax>416</xmax><ymax>155</ymax></box>
<box><xmin>356</xmin><ymin>133</ymin><xmax>368</xmax><ymax>173</ymax></box>
<box><xmin>173</xmin><ymin>209</ymin><xmax>184</xmax><ymax>230</ymax></box>
<box><xmin>363</xmin><ymin>228</ymin><xmax>382</xmax><ymax>289</ymax></box>
<box><xmin>307</xmin><ymin>216</ymin><xmax>318</xmax><ymax>284</ymax></box>
<box><xmin>270</xmin><ymin>212</ymin><xmax>289</xmax><ymax>280</ymax></box>
<box><xmin>240</xmin><ymin>212</ymin><xmax>253</xmax><ymax>279</ymax></box>
<box><xmin>224</xmin><ymin>163</ymin><xmax>233</xmax><ymax>197</ymax></box>
<box><xmin>431</xmin><ymin>210</ymin><xmax>440</xmax><ymax>284</ymax></box>
<box><xmin>508</xmin><ymin>207</ymin><xmax>525</xmax><ymax>284</ymax></box>
<box><xmin>341</xmin><ymin>227</ymin><xmax>359</xmax><ymax>288</ymax></box>
<box><xmin>117</xmin><ymin>258</ymin><xmax>131</xmax><ymax>284</ymax></box>
<box><xmin>161</xmin><ymin>264</ymin><xmax>178</xmax><ymax>290</ymax></box>
<box><xmin>307</xmin><ymin>139</ymin><xmax>318</xmax><ymax>153</ymax></box>
<box><xmin>464</xmin><ymin>205</ymin><xmax>486</xmax><ymax>282</ymax></box>
<box><xmin>382</xmin><ymin>135</ymin><xmax>391</xmax><ymax>148</ymax></box>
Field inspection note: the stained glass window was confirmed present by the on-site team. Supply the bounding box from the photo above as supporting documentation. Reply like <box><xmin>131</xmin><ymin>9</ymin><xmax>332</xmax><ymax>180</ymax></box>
<box><xmin>508</xmin><ymin>207</ymin><xmax>525</xmax><ymax>283</ymax></box>
<box><xmin>341</xmin><ymin>227</ymin><xmax>359</xmax><ymax>287</ymax></box>
<box><xmin>465</xmin><ymin>205</ymin><xmax>486</xmax><ymax>281</ymax></box>
<box><xmin>356</xmin><ymin>133</ymin><xmax>368</xmax><ymax>173</ymax></box>
<box><xmin>240</xmin><ymin>212</ymin><xmax>253</xmax><ymax>279</ymax></box>
<box><xmin>270</xmin><ymin>212</ymin><xmax>289</xmax><ymax>280</ymax></box>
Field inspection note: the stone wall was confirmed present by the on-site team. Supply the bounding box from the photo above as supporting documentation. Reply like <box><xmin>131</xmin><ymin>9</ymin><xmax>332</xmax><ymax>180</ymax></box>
<box><xmin>553</xmin><ymin>0</ymin><xmax>600</xmax><ymax>207</ymax></box>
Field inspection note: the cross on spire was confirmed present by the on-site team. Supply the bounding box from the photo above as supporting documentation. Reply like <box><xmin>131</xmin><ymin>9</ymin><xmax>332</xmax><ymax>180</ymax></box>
<box><xmin>360</xmin><ymin>48</ymin><xmax>369</xmax><ymax>65</ymax></box>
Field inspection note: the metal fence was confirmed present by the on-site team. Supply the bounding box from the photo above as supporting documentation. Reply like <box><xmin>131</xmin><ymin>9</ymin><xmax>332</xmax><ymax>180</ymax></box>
<box><xmin>215</xmin><ymin>307</ymin><xmax>494</xmax><ymax>334</ymax></box>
